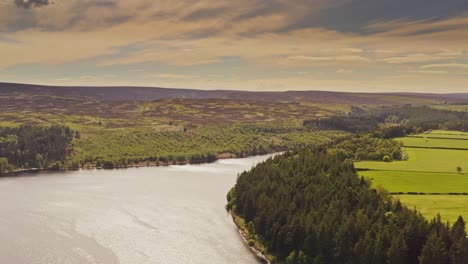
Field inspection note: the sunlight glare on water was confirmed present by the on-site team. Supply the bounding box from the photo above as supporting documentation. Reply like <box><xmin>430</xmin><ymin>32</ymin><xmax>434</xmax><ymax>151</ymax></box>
<box><xmin>0</xmin><ymin>154</ymin><xmax>276</xmax><ymax>264</ymax></box>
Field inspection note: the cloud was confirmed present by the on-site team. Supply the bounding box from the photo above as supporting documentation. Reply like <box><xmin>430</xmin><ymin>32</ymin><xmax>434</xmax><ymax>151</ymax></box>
<box><xmin>79</xmin><ymin>75</ymin><xmax>97</xmax><ymax>81</ymax></box>
<box><xmin>382</xmin><ymin>54</ymin><xmax>444</xmax><ymax>64</ymax></box>
<box><xmin>294</xmin><ymin>0</ymin><xmax>468</xmax><ymax>33</ymax></box>
<box><xmin>288</xmin><ymin>55</ymin><xmax>370</xmax><ymax>63</ymax></box>
<box><xmin>14</xmin><ymin>0</ymin><xmax>51</xmax><ymax>9</ymax></box>
<box><xmin>336</xmin><ymin>69</ymin><xmax>353</xmax><ymax>74</ymax></box>
<box><xmin>411</xmin><ymin>70</ymin><xmax>448</xmax><ymax>75</ymax></box>
<box><xmin>145</xmin><ymin>73</ymin><xmax>196</xmax><ymax>79</ymax></box>
<box><xmin>420</xmin><ymin>63</ymin><xmax>468</xmax><ymax>69</ymax></box>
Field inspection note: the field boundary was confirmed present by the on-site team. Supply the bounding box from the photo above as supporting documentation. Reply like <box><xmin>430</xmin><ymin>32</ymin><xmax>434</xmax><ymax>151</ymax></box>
<box><xmin>404</xmin><ymin>146</ymin><xmax>468</xmax><ymax>151</ymax></box>
<box><xmin>406</xmin><ymin>135</ymin><xmax>468</xmax><ymax>141</ymax></box>
<box><xmin>390</xmin><ymin>192</ymin><xmax>468</xmax><ymax>195</ymax></box>
<box><xmin>357</xmin><ymin>168</ymin><xmax>464</xmax><ymax>175</ymax></box>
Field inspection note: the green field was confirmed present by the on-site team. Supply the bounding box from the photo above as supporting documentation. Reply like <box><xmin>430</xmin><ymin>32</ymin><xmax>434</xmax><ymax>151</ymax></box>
<box><xmin>395</xmin><ymin>195</ymin><xmax>468</xmax><ymax>224</ymax></box>
<box><xmin>359</xmin><ymin>170</ymin><xmax>468</xmax><ymax>193</ymax></box>
<box><xmin>399</xmin><ymin>136</ymin><xmax>468</xmax><ymax>149</ymax></box>
<box><xmin>356</xmin><ymin>148</ymin><xmax>468</xmax><ymax>173</ymax></box>
<box><xmin>356</xmin><ymin>130</ymin><xmax>468</xmax><ymax>224</ymax></box>
<box><xmin>429</xmin><ymin>130</ymin><xmax>468</xmax><ymax>136</ymax></box>
<box><xmin>419</xmin><ymin>130</ymin><xmax>468</xmax><ymax>139</ymax></box>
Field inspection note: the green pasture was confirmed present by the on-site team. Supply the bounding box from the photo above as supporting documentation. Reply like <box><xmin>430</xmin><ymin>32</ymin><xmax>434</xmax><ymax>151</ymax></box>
<box><xmin>356</xmin><ymin>148</ymin><xmax>468</xmax><ymax>174</ymax></box>
<box><xmin>395</xmin><ymin>195</ymin><xmax>468</xmax><ymax>225</ymax></box>
<box><xmin>398</xmin><ymin>136</ymin><xmax>468</xmax><ymax>149</ymax></box>
<box><xmin>429</xmin><ymin>130</ymin><xmax>468</xmax><ymax>136</ymax></box>
<box><xmin>419</xmin><ymin>130</ymin><xmax>468</xmax><ymax>139</ymax></box>
<box><xmin>359</xmin><ymin>170</ymin><xmax>468</xmax><ymax>193</ymax></box>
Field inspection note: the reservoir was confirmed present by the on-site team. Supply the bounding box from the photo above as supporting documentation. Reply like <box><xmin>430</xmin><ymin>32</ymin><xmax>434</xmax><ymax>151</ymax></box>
<box><xmin>0</xmin><ymin>154</ymin><xmax>275</xmax><ymax>264</ymax></box>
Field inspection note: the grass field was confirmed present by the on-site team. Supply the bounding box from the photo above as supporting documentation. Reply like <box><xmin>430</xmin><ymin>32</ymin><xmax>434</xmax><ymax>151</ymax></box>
<box><xmin>399</xmin><ymin>136</ymin><xmax>468</xmax><ymax>149</ymax></box>
<box><xmin>419</xmin><ymin>130</ymin><xmax>468</xmax><ymax>139</ymax></box>
<box><xmin>429</xmin><ymin>130</ymin><xmax>468</xmax><ymax>136</ymax></box>
<box><xmin>356</xmin><ymin>130</ymin><xmax>468</xmax><ymax>225</ymax></box>
<box><xmin>395</xmin><ymin>195</ymin><xmax>468</xmax><ymax>225</ymax></box>
<box><xmin>359</xmin><ymin>170</ymin><xmax>468</xmax><ymax>193</ymax></box>
<box><xmin>356</xmin><ymin>148</ymin><xmax>468</xmax><ymax>173</ymax></box>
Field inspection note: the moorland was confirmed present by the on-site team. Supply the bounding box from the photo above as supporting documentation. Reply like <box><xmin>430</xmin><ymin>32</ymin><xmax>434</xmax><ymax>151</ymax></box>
<box><xmin>1</xmin><ymin>82</ymin><xmax>468</xmax><ymax>263</ymax></box>
<box><xmin>2</xmin><ymin>81</ymin><xmax>466</xmax><ymax>171</ymax></box>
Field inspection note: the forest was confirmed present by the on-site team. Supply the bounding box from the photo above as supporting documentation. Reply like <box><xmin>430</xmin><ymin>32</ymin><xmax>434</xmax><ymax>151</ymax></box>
<box><xmin>0</xmin><ymin>123</ymin><xmax>345</xmax><ymax>172</ymax></box>
<box><xmin>228</xmin><ymin>146</ymin><xmax>468</xmax><ymax>264</ymax></box>
<box><xmin>305</xmin><ymin>106</ymin><xmax>468</xmax><ymax>133</ymax></box>
<box><xmin>0</xmin><ymin>125</ymin><xmax>75</xmax><ymax>173</ymax></box>
<box><xmin>71</xmin><ymin>124</ymin><xmax>345</xmax><ymax>169</ymax></box>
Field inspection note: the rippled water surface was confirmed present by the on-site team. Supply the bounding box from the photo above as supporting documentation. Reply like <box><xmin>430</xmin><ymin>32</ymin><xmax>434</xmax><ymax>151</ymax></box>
<box><xmin>0</xmin><ymin>154</ymin><xmax>275</xmax><ymax>264</ymax></box>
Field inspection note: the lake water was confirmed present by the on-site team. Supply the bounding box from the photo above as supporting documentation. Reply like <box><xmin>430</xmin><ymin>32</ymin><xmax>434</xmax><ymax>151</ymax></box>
<box><xmin>0</xmin><ymin>154</ymin><xmax>275</xmax><ymax>264</ymax></box>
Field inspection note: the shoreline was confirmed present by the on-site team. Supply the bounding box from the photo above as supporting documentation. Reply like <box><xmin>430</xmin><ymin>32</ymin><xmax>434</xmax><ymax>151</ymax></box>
<box><xmin>229</xmin><ymin>210</ymin><xmax>272</xmax><ymax>264</ymax></box>
<box><xmin>1</xmin><ymin>151</ymin><xmax>284</xmax><ymax>177</ymax></box>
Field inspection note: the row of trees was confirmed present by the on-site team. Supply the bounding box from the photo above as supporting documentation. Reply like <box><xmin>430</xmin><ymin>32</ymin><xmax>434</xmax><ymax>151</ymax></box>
<box><xmin>229</xmin><ymin>147</ymin><xmax>468</xmax><ymax>263</ymax></box>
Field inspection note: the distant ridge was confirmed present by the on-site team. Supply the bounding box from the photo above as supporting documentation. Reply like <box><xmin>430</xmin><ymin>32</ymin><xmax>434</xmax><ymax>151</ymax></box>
<box><xmin>1</xmin><ymin>82</ymin><xmax>467</xmax><ymax>105</ymax></box>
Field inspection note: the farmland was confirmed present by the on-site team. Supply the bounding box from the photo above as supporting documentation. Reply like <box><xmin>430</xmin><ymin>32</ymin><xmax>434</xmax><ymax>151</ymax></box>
<box><xmin>356</xmin><ymin>131</ymin><xmax>468</xmax><ymax>224</ymax></box>
<box><xmin>358</xmin><ymin>170</ymin><xmax>468</xmax><ymax>193</ymax></box>
<box><xmin>356</xmin><ymin>148</ymin><xmax>468</xmax><ymax>173</ymax></box>
<box><xmin>400</xmin><ymin>136</ymin><xmax>468</xmax><ymax>149</ymax></box>
<box><xmin>395</xmin><ymin>195</ymin><xmax>468</xmax><ymax>224</ymax></box>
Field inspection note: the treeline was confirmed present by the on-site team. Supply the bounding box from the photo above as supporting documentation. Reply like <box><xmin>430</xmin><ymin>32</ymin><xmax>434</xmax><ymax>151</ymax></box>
<box><xmin>374</xmin><ymin>106</ymin><xmax>468</xmax><ymax>131</ymax></box>
<box><xmin>304</xmin><ymin>106</ymin><xmax>468</xmax><ymax>134</ymax></box>
<box><xmin>330</xmin><ymin>134</ymin><xmax>402</xmax><ymax>161</ymax></box>
<box><xmin>0</xmin><ymin>125</ymin><xmax>76</xmax><ymax>173</ymax></box>
<box><xmin>228</xmin><ymin>147</ymin><xmax>468</xmax><ymax>263</ymax></box>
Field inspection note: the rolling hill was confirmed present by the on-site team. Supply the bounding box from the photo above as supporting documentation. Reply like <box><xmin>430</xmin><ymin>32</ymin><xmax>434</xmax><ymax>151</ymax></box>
<box><xmin>1</xmin><ymin>82</ymin><xmax>467</xmax><ymax>105</ymax></box>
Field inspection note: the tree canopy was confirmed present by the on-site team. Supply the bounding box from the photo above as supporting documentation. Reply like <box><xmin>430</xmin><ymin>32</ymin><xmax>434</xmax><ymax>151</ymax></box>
<box><xmin>0</xmin><ymin>125</ymin><xmax>75</xmax><ymax>172</ymax></box>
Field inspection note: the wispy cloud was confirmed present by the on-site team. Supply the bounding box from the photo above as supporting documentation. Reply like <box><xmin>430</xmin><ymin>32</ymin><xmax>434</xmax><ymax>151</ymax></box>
<box><xmin>145</xmin><ymin>73</ymin><xmax>197</xmax><ymax>79</ymax></box>
<box><xmin>411</xmin><ymin>70</ymin><xmax>448</xmax><ymax>75</ymax></box>
<box><xmin>336</xmin><ymin>69</ymin><xmax>353</xmax><ymax>74</ymax></box>
<box><xmin>420</xmin><ymin>63</ymin><xmax>468</xmax><ymax>70</ymax></box>
<box><xmin>288</xmin><ymin>55</ymin><xmax>370</xmax><ymax>63</ymax></box>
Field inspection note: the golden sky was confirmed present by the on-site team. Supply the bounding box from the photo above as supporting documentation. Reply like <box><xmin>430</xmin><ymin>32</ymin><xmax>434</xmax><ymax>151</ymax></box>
<box><xmin>0</xmin><ymin>0</ymin><xmax>467</xmax><ymax>92</ymax></box>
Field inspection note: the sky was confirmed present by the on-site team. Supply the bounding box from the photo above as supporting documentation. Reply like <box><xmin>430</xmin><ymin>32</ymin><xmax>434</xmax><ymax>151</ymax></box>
<box><xmin>0</xmin><ymin>0</ymin><xmax>467</xmax><ymax>92</ymax></box>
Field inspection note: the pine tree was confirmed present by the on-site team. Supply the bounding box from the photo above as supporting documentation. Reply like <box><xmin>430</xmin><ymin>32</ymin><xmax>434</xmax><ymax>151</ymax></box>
<box><xmin>387</xmin><ymin>233</ymin><xmax>407</xmax><ymax>264</ymax></box>
<box><xmin>449</xmin><ymin>216</ymin><xmax>468</xmax><ymax>264</ymax></box>
<box><xmin>419</xmin><ymin>231</ymin><xmax>449</xmax><ymax>264</ymax></box>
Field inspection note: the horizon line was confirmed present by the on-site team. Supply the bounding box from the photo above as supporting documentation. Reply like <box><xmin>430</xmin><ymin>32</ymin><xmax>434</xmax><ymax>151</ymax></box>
<box><xmin>1</xmin><ymin>81</ymin><xmax>466</xmax><ymax>96</ymax></box>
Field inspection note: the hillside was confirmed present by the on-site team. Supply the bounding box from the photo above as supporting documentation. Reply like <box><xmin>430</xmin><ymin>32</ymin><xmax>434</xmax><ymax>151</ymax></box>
<box><xmin>1</xmin><ymin>82</ymin><xmax>467</xmax><ymax>105</ymax></box>
<box><xmin>1</xmin><ymin>81</ymin><xmax>467</xmax><ymax>173</ymax></box>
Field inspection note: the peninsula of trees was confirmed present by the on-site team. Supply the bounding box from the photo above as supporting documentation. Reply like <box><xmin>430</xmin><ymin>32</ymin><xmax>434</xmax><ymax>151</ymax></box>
<box><xmin>228</xmin><ymin>146</ymin><xmax>468</xmax><ymax>263</ymax></box>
